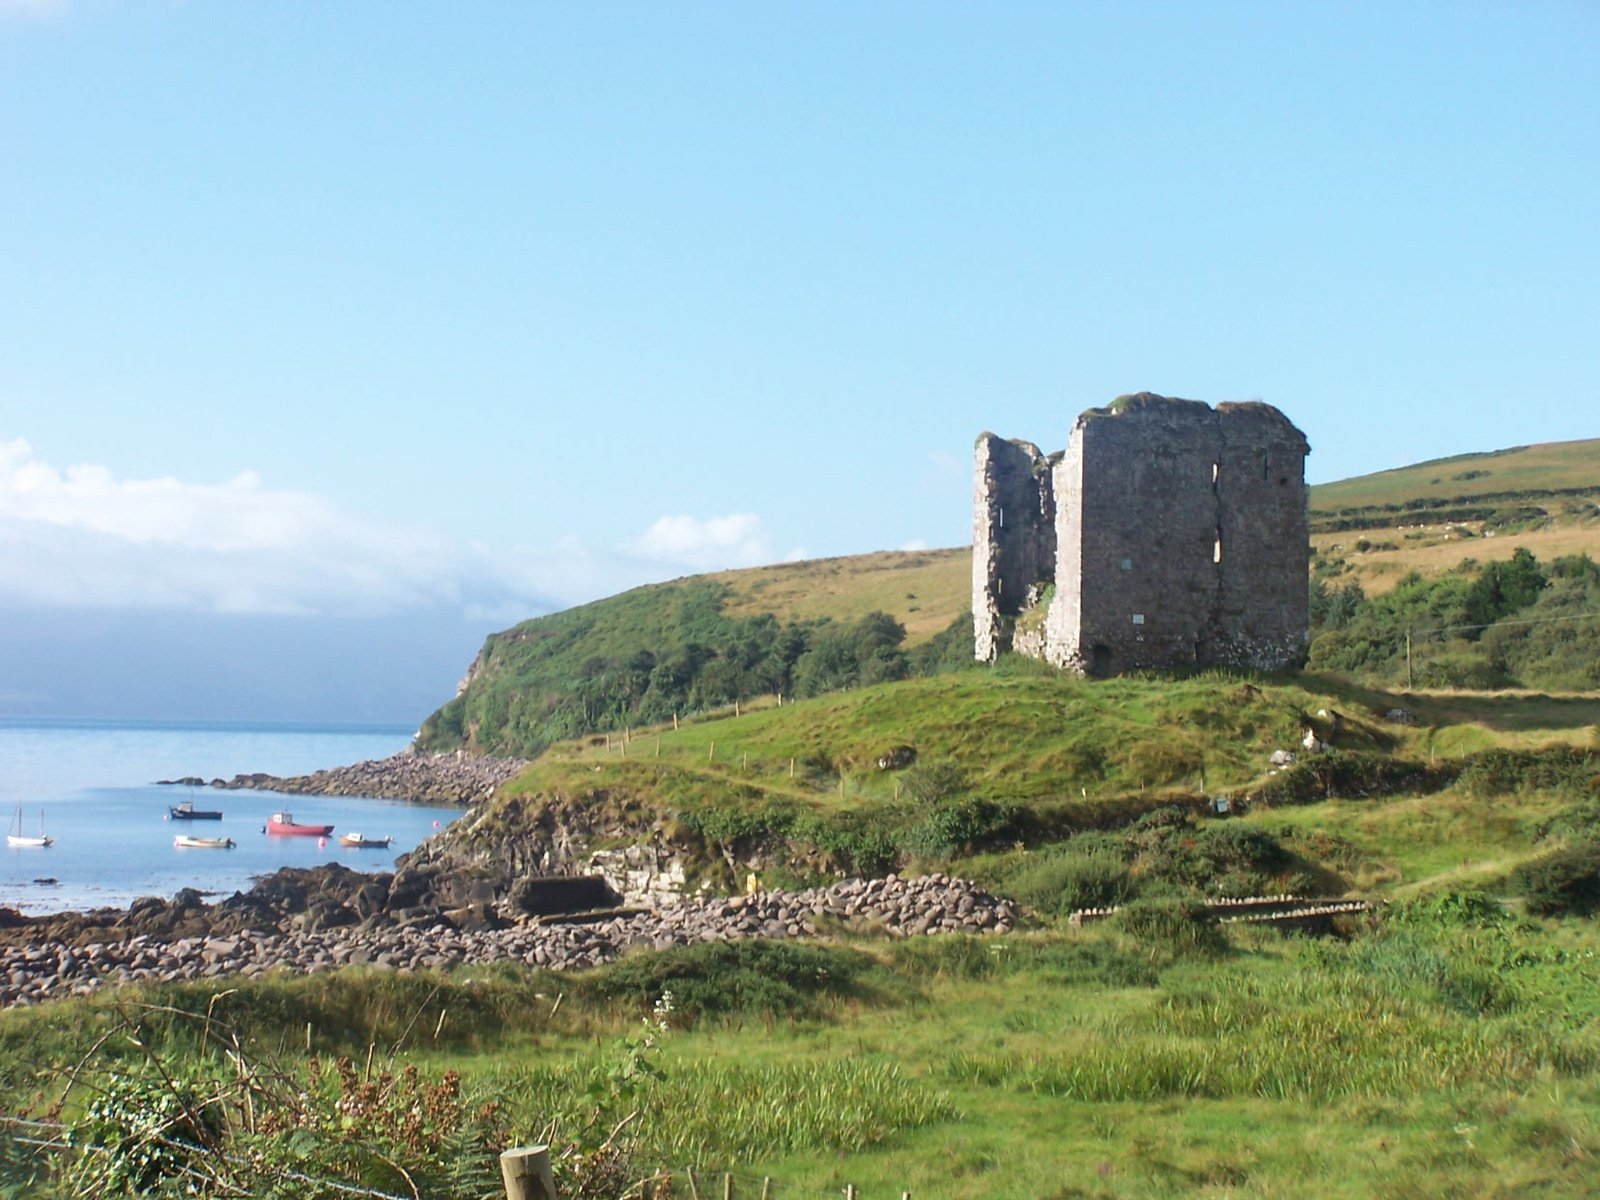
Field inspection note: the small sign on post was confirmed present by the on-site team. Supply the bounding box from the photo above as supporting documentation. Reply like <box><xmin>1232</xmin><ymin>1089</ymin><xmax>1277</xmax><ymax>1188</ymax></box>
<box><xmin>500</xmin><ymin>1145</ymin><xmax>558</xmax><ymax>1200</ymax></box>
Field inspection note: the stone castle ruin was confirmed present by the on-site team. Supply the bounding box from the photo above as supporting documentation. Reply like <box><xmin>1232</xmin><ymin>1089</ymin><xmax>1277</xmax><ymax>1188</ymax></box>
<box><xmin>973</xmin><ymin>393</ymin><xmax>1310</xmax><ymax>676</ymax></box>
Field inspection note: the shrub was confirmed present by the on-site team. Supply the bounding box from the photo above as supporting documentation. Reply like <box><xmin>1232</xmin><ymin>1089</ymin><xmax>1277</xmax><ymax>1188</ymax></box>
<box><xmin>589</xmin><ymin>940</ymin><xmax>868</xmax><ymax>1023</ymax></box>
<box><xmin>901</xmin><ymin>797</ymin><xmax>1018</xmax><ymax>858</ymax></box>
<box><xmin>1459</xmin><ymin>746</ymin><xmax>1599</xmax><ymax>800</ymax></box>
<box><xmin>1005</xmin><ymin>849</ymin><xmax>1137</xmax><ymax>915</ymax></box>
<box><xmin>1511</xmin><ymin>842</ymin><xmax>1600</xmax><ymax>917</ymax></box>
<box><xmin>1110</xmin><ymin>897</ymin><xmax>1228</xmax><ymax>956</ymax></box>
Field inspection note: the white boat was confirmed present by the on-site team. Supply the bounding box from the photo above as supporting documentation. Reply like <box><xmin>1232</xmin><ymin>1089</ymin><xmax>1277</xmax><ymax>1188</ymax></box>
<box><xmin>174</xmin><ymin>835</ymin><xmax>235</xmax><ymax>850</ymax></box>
<box><xmin>7</xmin><ymin>802</ymin><xmax>52</xmax><ymax>848</ymax></box>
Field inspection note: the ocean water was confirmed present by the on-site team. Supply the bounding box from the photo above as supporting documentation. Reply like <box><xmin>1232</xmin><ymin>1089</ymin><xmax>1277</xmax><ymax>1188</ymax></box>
<box><xmin>0</xmin><ymin>719</ymin><xmax>464</xmax><ymax>915</ymax></box>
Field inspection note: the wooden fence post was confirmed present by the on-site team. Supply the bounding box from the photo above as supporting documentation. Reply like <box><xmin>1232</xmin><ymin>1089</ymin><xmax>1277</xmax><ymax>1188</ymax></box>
<box><xmin>500</xmin><ymin>1145</ymin><xmax>557</xmax><ymax>1200</ymax></box>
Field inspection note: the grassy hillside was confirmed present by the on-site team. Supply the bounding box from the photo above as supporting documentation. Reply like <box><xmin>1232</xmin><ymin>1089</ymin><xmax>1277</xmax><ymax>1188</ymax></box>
<box><xmin>1310</xmin><ymin>438</ymin><xmax>1600</xmax><ymax>512</ymax></box>
<box><xmin>14</xmin><ymin>664</ymin><xmax>1600</xmax><ymax>1198</ymax></box>
<box><xmin>1309</xmin><ymin>438</ymin><xmax>1600</xmax><ymax>596</ymax></box>
<box><xmin>711</xmin><ymin>547</ymin><xmax>968</xmax><ymax>643</ymax></box>
<box><xmin>445</xmin><ymin>661</ymin><xmax>1600</xmax><ymax>895</ymax></box>
<box><xmin>418</xmin><ymin>438</ymin><xmax>1599</xmax><ymax>756</ymax></box>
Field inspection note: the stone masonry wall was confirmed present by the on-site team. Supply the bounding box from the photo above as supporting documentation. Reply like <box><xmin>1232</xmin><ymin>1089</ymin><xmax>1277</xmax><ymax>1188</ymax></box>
<box><xmin>972</xmin><ymin>434</ymin><xmax>1057</xmax><ymax>660</ymax></box>
<box><xmin>979</xmin><ymin>394</ymin><xmax>1309</xmax><ymax>675</ymax></box>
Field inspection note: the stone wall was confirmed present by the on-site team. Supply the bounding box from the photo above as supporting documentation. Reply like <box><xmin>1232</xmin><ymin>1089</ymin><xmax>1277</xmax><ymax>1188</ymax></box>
<box><xmin>978</xmin><ymin>394</ymin><xmax>1309</xmax><ymax>675</ymax></box>
<box><xmin>971</xmin><ymin>434</ymin><xmax>1057</xmax><ymax>660</ymax></box>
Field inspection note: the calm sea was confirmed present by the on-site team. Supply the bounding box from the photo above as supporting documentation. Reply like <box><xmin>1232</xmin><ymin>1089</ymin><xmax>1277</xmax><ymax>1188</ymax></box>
<box><xmin>0</xmin><ymin>718</ymin><xmax>463</xmax><ymax>915</ymax></box>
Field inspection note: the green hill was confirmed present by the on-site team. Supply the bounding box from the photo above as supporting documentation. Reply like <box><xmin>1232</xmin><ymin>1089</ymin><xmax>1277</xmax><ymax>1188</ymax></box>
<box><xmin>420</xmin><ymin>438</ymin><xmax>1599</xmax><ymax>758</ymax></box>
<box><xmin>1309</xmin><ymin>438</ymin><xmax>1600</xmax><ymax>596</ymax></box>
<box><xmin>415</xmin><ymin>569</ymin><xmax>973</xmax><ymax>757</ymax></box>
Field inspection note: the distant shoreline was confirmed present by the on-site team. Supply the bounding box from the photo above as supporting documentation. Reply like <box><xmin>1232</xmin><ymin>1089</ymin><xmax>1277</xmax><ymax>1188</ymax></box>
<box><xmin>156</xmin><ymin>750</ymin><xmax>530</xmax><ymax>807</ymax></box>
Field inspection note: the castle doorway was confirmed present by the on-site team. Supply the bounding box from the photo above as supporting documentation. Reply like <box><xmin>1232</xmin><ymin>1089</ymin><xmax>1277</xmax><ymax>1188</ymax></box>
<box><xmin>1088</xmin><ymin>644</ymin><xmax>1112</xmax><ymax>678</ymax></box>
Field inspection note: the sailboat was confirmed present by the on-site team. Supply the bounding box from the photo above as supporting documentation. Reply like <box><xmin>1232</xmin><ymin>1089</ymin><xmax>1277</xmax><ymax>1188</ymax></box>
<box><xmin>7</xmin><ymin>803</ymin><xmax>53</xmax><ymax>848</ymax></box>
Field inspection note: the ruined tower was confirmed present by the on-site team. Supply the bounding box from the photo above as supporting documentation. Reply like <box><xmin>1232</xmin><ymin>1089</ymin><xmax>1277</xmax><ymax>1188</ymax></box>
<box><xmin>974</xmin><ymin>394</ymin><xmax>1310</xmax><ymax>675</ymax></box>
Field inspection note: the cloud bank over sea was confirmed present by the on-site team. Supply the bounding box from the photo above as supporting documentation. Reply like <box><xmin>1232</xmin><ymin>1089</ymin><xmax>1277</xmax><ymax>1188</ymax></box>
<box><xmin>0</xmin><ymin>435</ymin><xmax>799</xmax><ymax>620</ymax></box>
<box><xmin>0</xmin><ymin>434</ymin><xmax>813</xmax><ymax>721</ymax></box>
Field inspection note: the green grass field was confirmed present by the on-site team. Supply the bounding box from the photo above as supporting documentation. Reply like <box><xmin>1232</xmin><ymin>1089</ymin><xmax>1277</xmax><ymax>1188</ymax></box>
<box><xmin>9</xmin><ymin>661</ymin><xmax>1600</xmax><ymax>1197</ymax></box>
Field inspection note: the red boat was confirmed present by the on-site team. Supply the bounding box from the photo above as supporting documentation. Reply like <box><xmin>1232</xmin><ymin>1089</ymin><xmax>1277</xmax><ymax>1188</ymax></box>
<box><xmin>265</xmin><ymin>811</ymin><xmax>334</xmax><ymax>837</ymax></box>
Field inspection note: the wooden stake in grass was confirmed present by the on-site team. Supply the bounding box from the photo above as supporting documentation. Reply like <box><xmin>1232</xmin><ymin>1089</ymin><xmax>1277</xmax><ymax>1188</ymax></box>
<box><xmin>709</xmin><ymin>741</ymin><xmax>715</xmax><ymax>763</ymax></box>
<box><xmin>499</xmin><ymin>1145</ymin><xmax>557</xmax><ymax>1200</ymax></box>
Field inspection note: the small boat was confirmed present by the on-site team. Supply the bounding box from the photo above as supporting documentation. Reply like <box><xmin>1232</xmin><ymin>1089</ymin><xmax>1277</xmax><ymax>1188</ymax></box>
<box><xmin>338</xmin><ymin>832</ymin><xmax>392</xmax><ymax>849</ymax></box>
<box><xmin>265</xmin><ymin>812</ymin><xmax>334</xmax><ymax>837</ymax></box>
<box><xmin>7</xmin><ymin>802</ymin><xmax>52</xmax><ymax>849</ymax></box>
<box><xmin>169</xmin><ymin>799</ymin><xmax>223</xmax><ymax>821</ymax></box>
<box><xmin>174</xmin><ymin>835</ymin><xmax>235</xmax><ymax>850</ymax></box>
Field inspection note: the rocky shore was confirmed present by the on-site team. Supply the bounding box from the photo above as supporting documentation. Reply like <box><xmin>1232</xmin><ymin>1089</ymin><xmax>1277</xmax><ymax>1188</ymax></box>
<box><xmin>160</xmin><ymin>751</ymin><xmax>530</xmax><ymax>806</ymax></box>
<box><xmin>0</xmin><ymin>874</ymin><xmax>1018</xmax><ymax>1007</ymax></box>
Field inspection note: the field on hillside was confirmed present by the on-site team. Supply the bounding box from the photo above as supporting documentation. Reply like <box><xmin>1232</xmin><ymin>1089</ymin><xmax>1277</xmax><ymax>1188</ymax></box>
<box><xmin>1312</xmin><ymin>521</ymin><xmax>1600</xmax><ymax>595</ymax></box>
<box><xmin>1308</xmin><ymin>438</ymin><xmax>1600</xmax><ymax>595</ymax></box>
<box><xmin>1309</xmin><ymin>438</ymin><xmax>1600</xmax><ymax>512</ymax></box>
<box><xmin>711</xmin><ymin>548</ymin><xmax>968</xmax><ymax>645</ymax></box>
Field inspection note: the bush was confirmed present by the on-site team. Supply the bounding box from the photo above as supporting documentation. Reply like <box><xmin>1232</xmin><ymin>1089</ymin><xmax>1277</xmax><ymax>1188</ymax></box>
<box><xmin>1109</xmin><ymin>897</ymin><xmax>1229</xmax><ymax>956</ymax></box>
<box><xmin>1005</xmin><ymin>849</ymin><xmax>1137</xmax><ymax>915</ymax></box>
<box><xmin>1247</xmin><ymin>750</ymin><xmax>1445</xmax><ymax>806</ymax></box>
<box><xmin>901</xmin><ymin>797</ymin><xmax>1018</xmax><ymax>858</ymax></box>
<box><xmin>1459</xmin><ymin>746</ymin><xmax>1599</xmax><ymax>800</ymax></box>
<box><xmin>589</xmin><ymin>941</ymin><xmax>868</xmax><ymax>1022</ymax></box>
<box><xmin>1511</xmin><ymin>842</ymin><xmax>1600</xmax><ymax>917</ymax></box>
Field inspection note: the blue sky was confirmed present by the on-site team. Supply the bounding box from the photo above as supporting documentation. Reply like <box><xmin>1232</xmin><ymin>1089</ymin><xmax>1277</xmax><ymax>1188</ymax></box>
<box><xmin>2</xmin><ymin>0</ymin><xmax>1597</xmax><ymax>634</ymax></box>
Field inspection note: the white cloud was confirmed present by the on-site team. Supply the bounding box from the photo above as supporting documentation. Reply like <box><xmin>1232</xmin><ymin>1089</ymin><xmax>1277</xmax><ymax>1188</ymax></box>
<box><xmin>632</xmin><ymin>513</ymin><xmax>772</xmax><ymax>571</ymax></box>
<box><xmin>900</xmin><ymin>537</ymin><xmax>930</xmax><ymax>552</ymax></box>
<box><xmin>0</xmin><ymin>436</ymin><xmax>551</xmax><ymax>618</ymax></box>
<box><xmin>0</xmin><ymin>437</ymin><xmax>806</xmax><ymax>623</ymax></box>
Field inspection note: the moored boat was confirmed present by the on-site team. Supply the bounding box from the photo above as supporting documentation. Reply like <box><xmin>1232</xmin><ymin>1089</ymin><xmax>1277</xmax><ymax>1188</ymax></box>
<box><xmin>174</xmin><ymin>834</ymin><xmax>235</xmax><ymax>849</ymax></box>
<box><xmin>265</xmin><ymin>812</ymin><xmax>334</xmax><ymax>837</ymax></box>
<box><xmin>7</xmin><ymin>802</ymin><xmax>52</xmax><ymax>849</ymax></box>
<box><xmin>338</xmin><ymin>832</ymin><xmax>392</xmax><ymax>849</ymax></box>
<box><xmin>169</xmin><ymin>799</ymin><xmax>224</xmax><ymax>821</ymax></box>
